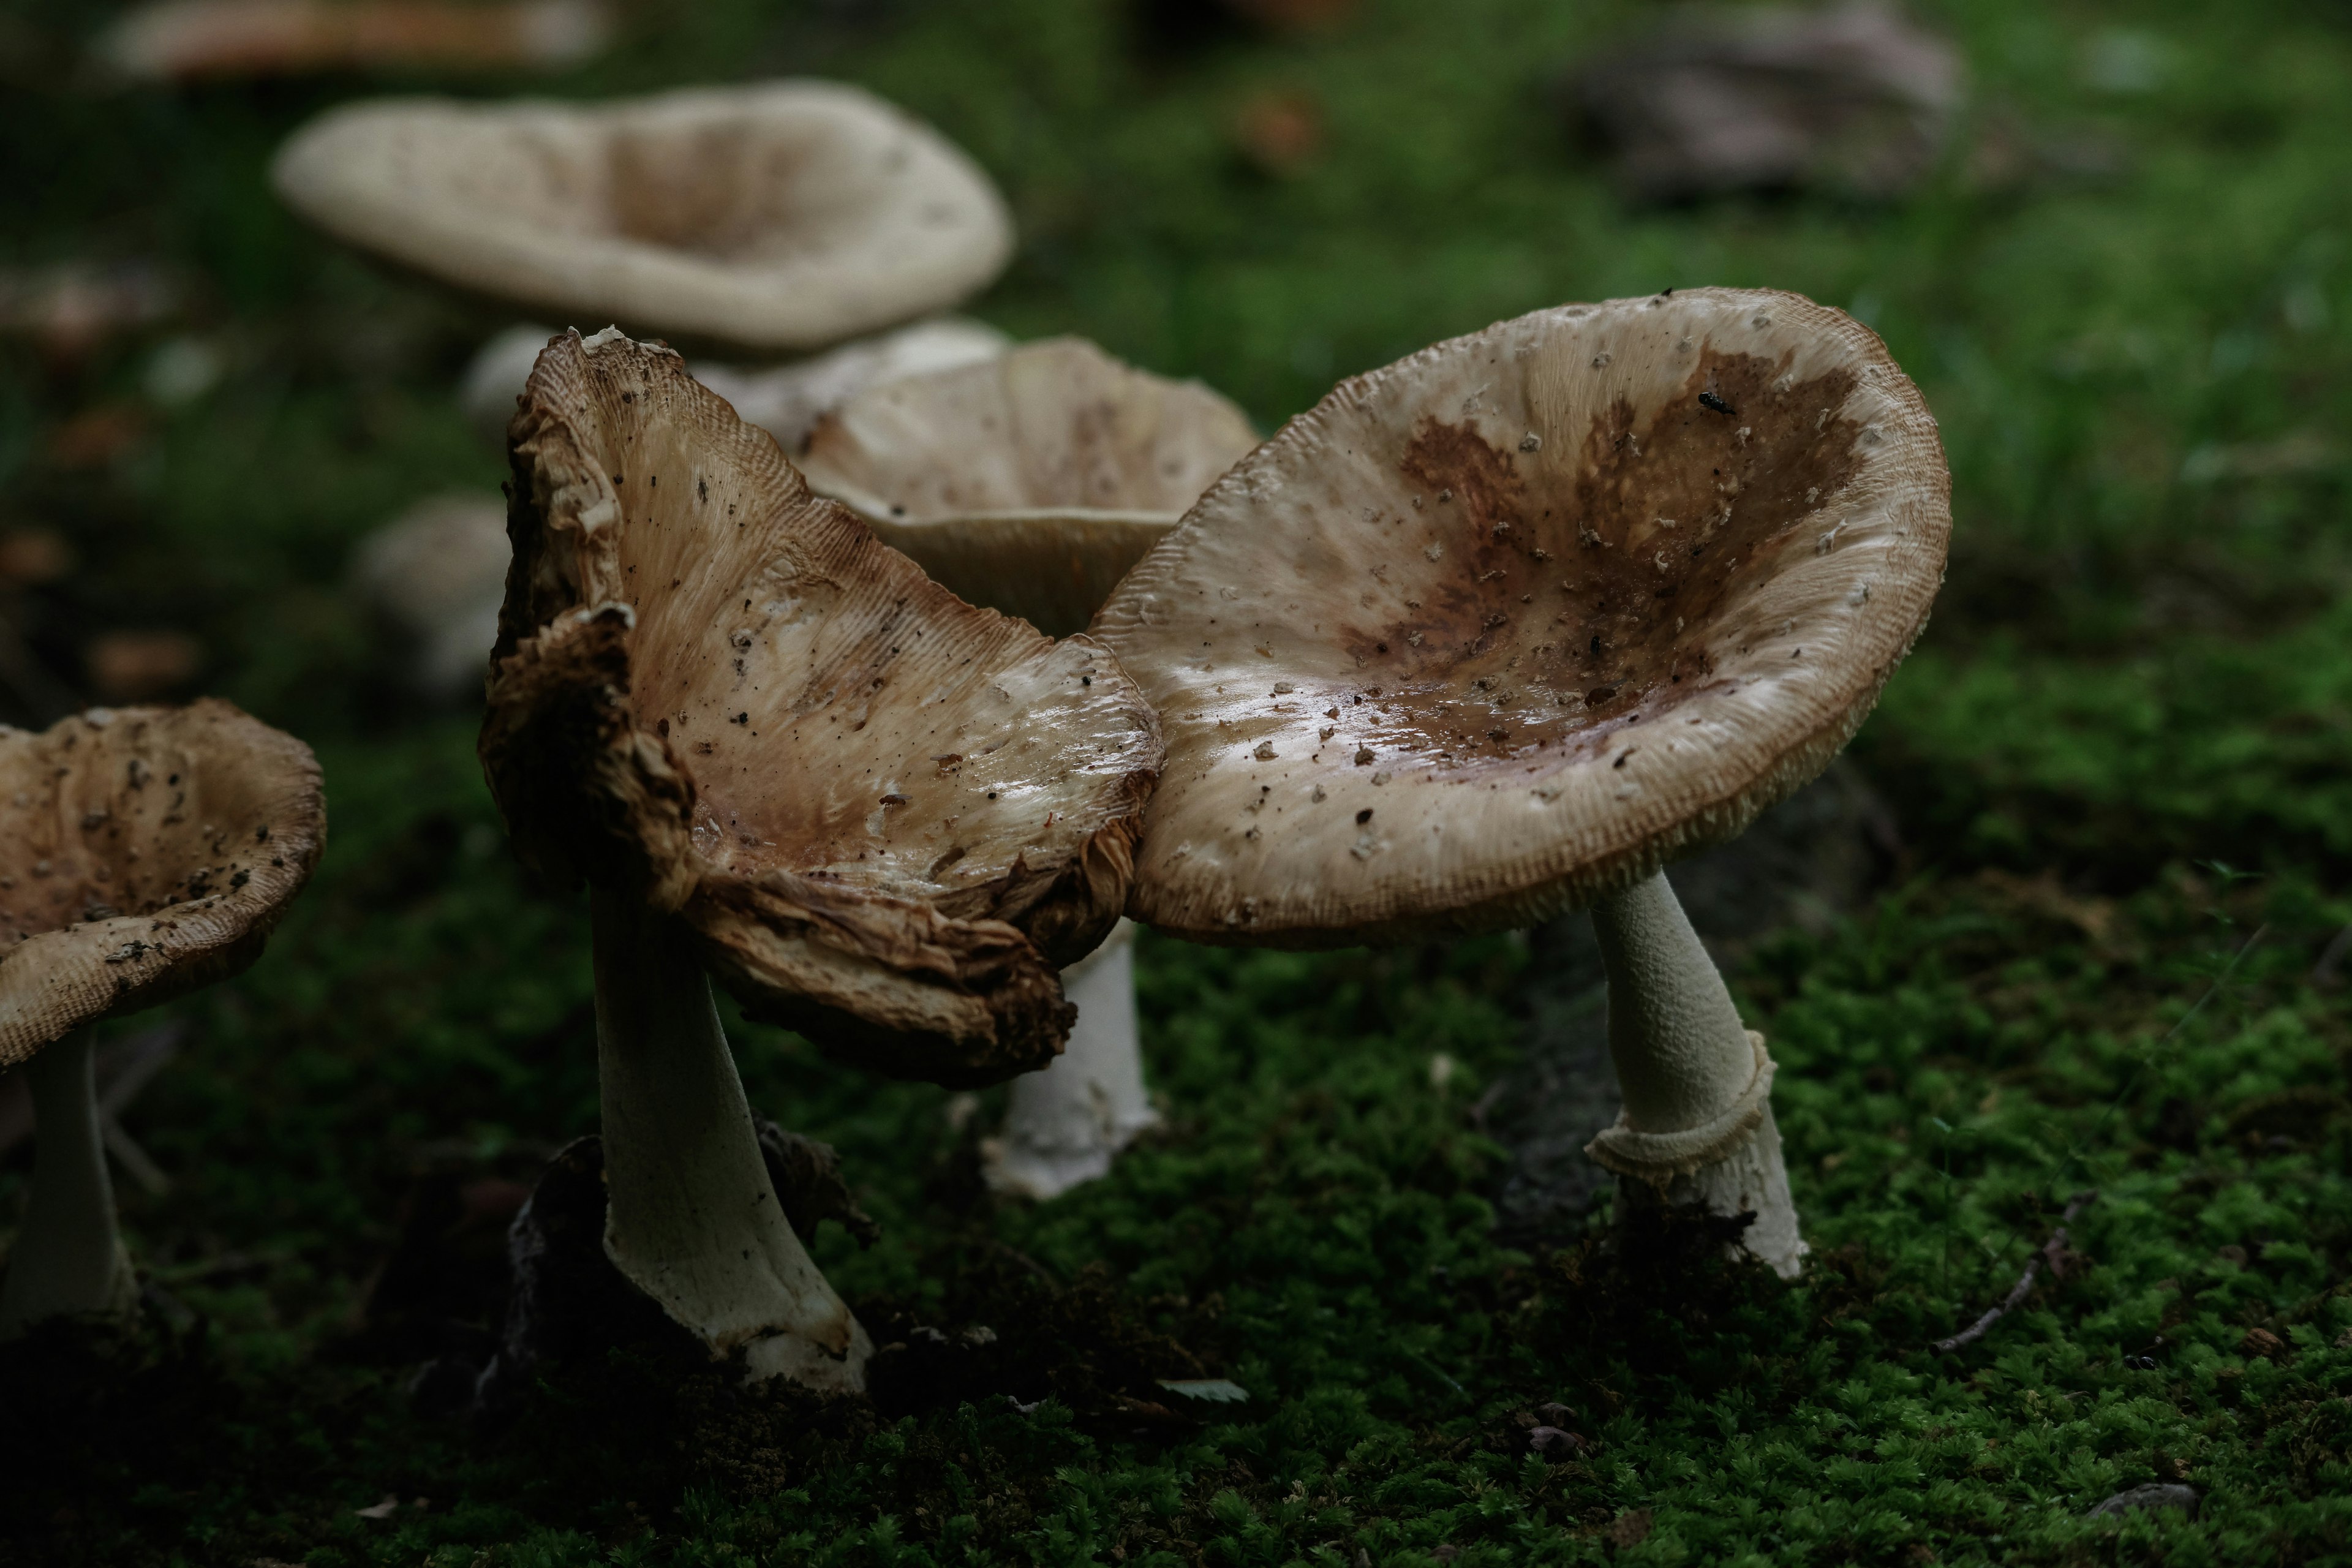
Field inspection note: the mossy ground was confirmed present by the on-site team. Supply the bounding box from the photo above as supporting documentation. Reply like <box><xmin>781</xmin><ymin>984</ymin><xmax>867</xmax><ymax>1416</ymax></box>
<box><xmin>5</xmin><ymin>0</ymin><xmax>2352</xmax><ymax>1562</ymax></box>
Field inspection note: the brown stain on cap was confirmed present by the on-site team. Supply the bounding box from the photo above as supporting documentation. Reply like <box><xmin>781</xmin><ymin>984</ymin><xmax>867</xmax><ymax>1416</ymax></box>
<box><xmin>1343</xmin><ymin>347</ymin><xmax>1861</xmax><ymax>778</ymax></box>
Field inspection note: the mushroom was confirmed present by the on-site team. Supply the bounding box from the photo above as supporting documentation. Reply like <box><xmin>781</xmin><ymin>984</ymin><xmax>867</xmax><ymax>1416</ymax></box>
<box><xmin>978</xmin><ymin>919</ymin><xmax>1156</xmax><ymax>1199</ymax></box>
<box><xmin>0</xmin><ymin>700</ymin><xmax>325</xmax><ymax>1336</ymax></box>
<box><xmin>800</xmin><ymin>337</ymin><xmax>1256</xmax><ymax>1196</ymax></box>
<box><xmin>799</xmin><ymin>337</ymin><xmax>1261</xmax><ymax>638</ymax></box>
<box><xmin>349</xmin><ymin>492</ymin><xmax>512</xmax><ymax>704</ymax></box>
<box><xmin>481</xmin><ymin>328</ymin><xmax>1160</xmax><ymax>1386</ymax></box>
<box><xmin>460</xmin><ymin>317</ymin><xmax>1011</xmax><ymax>451</ymax></box>
<box><xmin>1092</xmin><ymin>288</ymin><xmax>1949</xmax><ymax>1274</ymax></box>
<box><xmin>696</xmin><ymin>317</ymin><xmax>1013</xmax><ymax>455</ymax></box>
<box><xmin>271</xmin><ymin>81</ymin><xmax>1014</xmax><ymax>355</ymax></box>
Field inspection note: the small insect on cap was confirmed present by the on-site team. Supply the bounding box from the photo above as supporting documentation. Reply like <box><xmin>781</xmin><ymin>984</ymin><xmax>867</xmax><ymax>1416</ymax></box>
<box><xmin>1093</xmin><ymin>288</ymin><xmax>1950</xmax><ymax>946</ymax></box>
<box><xmin>270</xmin><ymin>81</ymin><xmax>1014</xmax><ymax>354</ymax></box>
<box><xmin>481</xmin><ymin>329</ymin><xmax>1164</xmax><ymax>1085</ymax></box>
<box><xmin>0</xmin><ymin>701</ymin><xmax>326</xmax><ymax>1065</ymax></box>
<box><xmin>799</xmin><ymin>337</ymin><xmax>1261</xmax><ymax>637</ymax></box>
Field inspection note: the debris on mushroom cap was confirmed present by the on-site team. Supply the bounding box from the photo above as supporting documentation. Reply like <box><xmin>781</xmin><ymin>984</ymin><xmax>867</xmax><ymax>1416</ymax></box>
<box><xmin>481</xmin><ymin>328</ymin><xmax>1163</xmax><ymax>1085</ymax></box>
<box><xmin>0</xmin><ymin>261</ymin><xmax>181</xmax><ymax>364</ymax></box>
<box><xmin>270</xmin><ymin>82</ymin><xmax>1015</xmax><ymax>355</ymax></box>
<box><xmin>0</xmin><ymin>699</ymin><xmax>326</xmax><ymax>1067</ymax></box>
<box><xmin>1093</xmin><ymin>288</ymin><xmax>1950</xmax><ymax>947</ymax></box>
<box><xmin>97</xmin><ymin>0</ymin><xmax>614</xmax><ymax>82</ymax></box>
<box><xmin>799</xmin><ymin>338</ymin><xmax>1260</xmax><ymax>636</ymax></box>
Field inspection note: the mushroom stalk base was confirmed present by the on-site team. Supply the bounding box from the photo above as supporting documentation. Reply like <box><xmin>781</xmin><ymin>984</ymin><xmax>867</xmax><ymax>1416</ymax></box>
<box><xmin>1585</xmin><ymin>871</ymin><xmax>1806</xmax><ymax>1278</ymax></box>
<box><xmin>590</xmin><ymin>890</ymin><xmax>872</xmax><ymax>1391</ymax></box>
<box><xmin>0</xmin><ymin>1027</ymin><xmax>138</xmax><ymax>1339</ymax></box>
<box><xmin>982</xmin><ymin>922</ymin><xmax>1158</xmax><ymax>1200</ymax></box>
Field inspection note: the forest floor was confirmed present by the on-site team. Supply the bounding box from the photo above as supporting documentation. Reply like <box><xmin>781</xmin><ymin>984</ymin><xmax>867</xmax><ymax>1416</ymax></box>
<box><xmin>5</xmin><ymin>0</ymin><xmax>2352</xmax><ymax>1563</ymax></box>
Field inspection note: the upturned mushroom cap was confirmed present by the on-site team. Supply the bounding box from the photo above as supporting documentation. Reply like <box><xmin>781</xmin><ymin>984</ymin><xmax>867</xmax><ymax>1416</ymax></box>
<box><xmin>1093</xmin><ymin>288</ymin><xmax>1948</xmax><ymax>946</ymax></box>
<box><xmin>798</xmin><ymin>338</ymin><xmax>1260</xmax><ymax>636</ymax></box>
<box><xmin>271</xmin><ymin>81</ymin><xmax>1014</xmax><ymax>355</ymax></box>
<box><xmin>0</xmin><ymin>701</ymin><xmax>326</xmax><ymax>1065</ymax></box>
<box><xmin>481</xmin><ymin>329</ymin><xmax>1162</xmax><ymax>1085</ymax></box>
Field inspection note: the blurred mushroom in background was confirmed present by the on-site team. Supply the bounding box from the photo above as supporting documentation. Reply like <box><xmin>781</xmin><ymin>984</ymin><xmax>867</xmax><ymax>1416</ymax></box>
<box><xmin>0</xmin><ymin>262</ymin><xmax>180</xmax><ymax>369</ymax></box>
<box><xmin>1567</xmin><ymin>2</ymin><xmax>1963</xmax><ymax>202</ymax></box>
<box><xmin>271</xmin><ymin>81</ymin><xmax>1014</xmax><ymax>356</ymax></box>
<box><xmin>695</xmin><ymin>318</ymin><xmax>1013</xmax><ymax>454</ymax></box>
<box><xmin>799</xmin><ymin>337</ymin><xmax>1259</xmax><ymax>639</ymax></box>
<box><xmin>798</xmin><ymin>336</ymin><xmax>1257</xmax><ymax>1199</ymax></box>
<box><xmin>349</xmin><ymin>492</ymin><xmax>511</xmax><ymax>705</ymax></box>
<box><xmin>458</xmin><ymin>317</ymin><xmax>1012</xmax><ymax>451</ymax></box>
<box><xmin>96</xmin><ymin>0</ymin><xmax>613</xmax><ymax>81</ymax></box>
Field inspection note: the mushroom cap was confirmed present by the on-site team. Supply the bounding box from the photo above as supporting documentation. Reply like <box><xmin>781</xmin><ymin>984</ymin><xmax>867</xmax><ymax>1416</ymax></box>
<box><xmin>0</xmin><ymin>700</ymin><xmax>326</xmax><ymax>1067</ymax></box>
<box><xmin>481</xmin><ymin>329</ymin><xmax>1163</xmax><ymax>1085</ymax></box>
<box><xmin>270</xmin><ymin>81</ymin><xmax>1015</xmax><ymax>355</ymax></box>
<box><xmin>798</xmin><ymin>338</ymin><xmax>1261</xmax><ymax>636</ymax></box>
<box><xmin>1092</xmin><ymin>288</ymin><xmax>1949</xmax><ymax>947</ymax></box>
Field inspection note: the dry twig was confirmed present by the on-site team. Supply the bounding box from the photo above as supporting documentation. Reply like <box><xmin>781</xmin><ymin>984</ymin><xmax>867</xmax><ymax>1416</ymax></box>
<box><xmin>1934</xmin><ymin>1191</ymin><xmax>2097</xmax><ymax>1354</ymax></box>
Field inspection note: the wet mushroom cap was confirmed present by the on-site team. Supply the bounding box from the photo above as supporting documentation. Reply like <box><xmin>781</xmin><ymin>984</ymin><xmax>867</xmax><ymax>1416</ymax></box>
<box><xmin>271</xmin><ymin>81</ymin><xmax>1014</xmax><ymax>354</ymax></box>
<box><xmin>799</xmin><ymin>338</ymin><xmax>1259</xmax><ymax>636</ymax></box>
<box><xmin>1093</xmin><ymin>288</ymin><xmax>1949</xmax><ymax>946</ymax></box>
<box><xmin>481</xmin><ymin>329</ymin><xmax>1163</xmax><ymax>1085</ymax></box>
<box><xmin>0</xmin><ymin>700</ymin><xmax>326</xmax><ymax>1065</ymax></box>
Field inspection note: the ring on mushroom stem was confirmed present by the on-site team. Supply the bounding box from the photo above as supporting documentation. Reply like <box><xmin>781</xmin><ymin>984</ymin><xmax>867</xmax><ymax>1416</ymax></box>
<box><xmin>0</xmin><ymin>701</ymin><xmax>326</xmax><ymax>1338</ymax></box>
<box><xmin>1092</xmin><ymin>288</ymin><xmax>1950</xmax><ymax>1274</ymax></box>
<box><xmin>480</xmin><ymin>328</ymin><xmax>1162</xmax><ymax>1386</ymax></box>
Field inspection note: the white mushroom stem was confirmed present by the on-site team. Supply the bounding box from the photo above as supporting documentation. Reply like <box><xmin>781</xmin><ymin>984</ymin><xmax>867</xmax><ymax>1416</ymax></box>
<box><xmin>1584</xmin><ymin>870</ymin><xmax>1807</xmax><ymax>1278</ymax></box>
<box><xmin>0</xmin><ymin>1026</ymin><xmax>138</xmax><ymax>1338</ymax></box>
<box><xmin>982</xmin><ymin>921</ymin><xmax>1158</xmax><ymax>1200</ymax></box>
<box><xmin>589</xmin><ymin>889</ymin><xmax>872</xmax><ymax>1390</ymax></box>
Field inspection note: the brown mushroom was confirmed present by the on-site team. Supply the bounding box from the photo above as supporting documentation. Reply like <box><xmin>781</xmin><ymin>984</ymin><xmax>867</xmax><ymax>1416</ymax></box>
<box><xmin>0</xmin><ymin>700</ymin><xmax>325</xmax><ymax>1335</ymax></box>
<box><xmin>1093</xmin><ymin>288</ymin><xmax>1950</xmax><ymax>1271</ymax></box>
<box><xmin>271</xmin><ymin>82</ymin><xmax>1014</xmax><ymax>355</ymax></box>
<box><xmin>799</xmin><ymin>337</ymin><xmax>1260</xmax><ymax>636</ymax></box>
<box><xmin>481</xmin><ymin>327</ymin><xmax>1160</xmax><ymax>1383</ymax></box>
<box><xmin>798</xmin><ymin>336</ymin><xmax>1253</xmax><ymax>1196</ymax></box>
